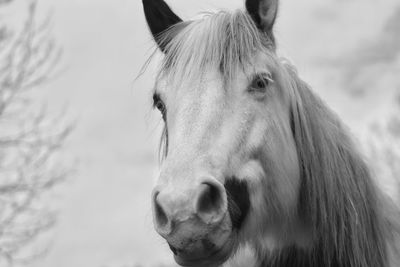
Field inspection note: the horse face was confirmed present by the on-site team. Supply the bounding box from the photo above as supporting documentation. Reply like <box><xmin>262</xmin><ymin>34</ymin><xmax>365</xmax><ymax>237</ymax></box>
<box><xmin>144</xmin><ymin>0</ymin><xmax>300</xmax><ymax>266</ymax></box>
<box><xmin>151</xmin><ymin>51</ymin><xmax>300</xmax><ymax>266</ymax></box>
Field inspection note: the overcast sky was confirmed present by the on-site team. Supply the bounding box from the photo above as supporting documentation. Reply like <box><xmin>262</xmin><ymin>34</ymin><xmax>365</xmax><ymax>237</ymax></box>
<box><xmin>2</xmin><ymin>0</ymin><xmax>398</xmax><ymax>267</ymax></box>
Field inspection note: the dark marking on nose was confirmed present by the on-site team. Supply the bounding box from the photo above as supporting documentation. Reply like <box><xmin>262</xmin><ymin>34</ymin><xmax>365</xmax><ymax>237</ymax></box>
<box><xmin>224</xmin><ymin>178</ymin><xmax>250</xmax><ymax>230</ymax></box>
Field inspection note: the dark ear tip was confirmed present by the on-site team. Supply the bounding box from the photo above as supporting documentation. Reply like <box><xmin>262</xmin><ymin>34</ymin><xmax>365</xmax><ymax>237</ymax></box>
<box><xmin>143</xmin><ymin>0</ymin><xmax>164</xmax><ymax>9</ymax></box>
<box><xmin>142</xmin><ymin>0</ymin><xmax>183</xmax><ymax>52</ymax></box>
<box><xmin>245</xmin><ymin>0</ymin><xmax>279</xmax><ymax>33</ymax></box>
<box><xmin>142</xmin><ymin>0</ymin><xmax>158</xmax><ymax>6</ymax></box>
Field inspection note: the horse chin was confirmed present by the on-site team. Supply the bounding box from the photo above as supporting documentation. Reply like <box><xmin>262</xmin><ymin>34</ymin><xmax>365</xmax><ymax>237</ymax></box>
<box><xmin>174</xmin><ymin>237</ymin><xmax>235</xmax><ymax>267</ymax></box>
<box><xmin>174</xmin><ymin>242</ymin><xmax>233</xmax><ymax>267</ymax></box>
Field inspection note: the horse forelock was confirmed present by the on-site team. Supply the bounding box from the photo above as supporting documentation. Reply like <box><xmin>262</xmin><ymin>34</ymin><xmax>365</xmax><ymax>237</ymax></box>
<box><xmin>280</xmin><ymin>66</ymin><xmax>400</xmax><ymax>267</ymax></box>
<box><xmin>157</xmin><ymin>10</ymin><xmax>274</xmax><ymax>87</ymax></box>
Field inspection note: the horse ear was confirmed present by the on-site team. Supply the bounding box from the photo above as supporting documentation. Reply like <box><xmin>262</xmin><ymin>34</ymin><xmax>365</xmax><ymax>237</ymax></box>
<box><xmin>142</xmin><ymin>0</ymin><xmax>183</xmax><ymax>52</ymax></box>
<box><xmin>246</xmin><ymin>0</ymin><xmax>278</xmax><ymax>37</ymax></box>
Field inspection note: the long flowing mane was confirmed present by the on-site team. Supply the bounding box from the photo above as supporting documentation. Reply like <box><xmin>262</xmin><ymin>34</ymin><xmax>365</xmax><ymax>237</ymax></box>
<box><xmin>154</xmin><ymin>9</ymin><xmax>400</xmax><ymax>267</ymax></box>
<box><xmin>282</xmin><ymin>67</ymin><xmax>400</xmax><ymax>266</ymax></box>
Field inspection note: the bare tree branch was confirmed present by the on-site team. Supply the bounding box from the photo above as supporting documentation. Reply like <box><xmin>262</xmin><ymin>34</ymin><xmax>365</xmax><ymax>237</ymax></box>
<box><xmin>0</xmin><ymin>0</ymin><xmax>13</xmax><ymax>6</ymax></box>
<box><xmin>0</xmin><ymin>1</ymin><xmax>72</xmax><ymax>266</ymax></box>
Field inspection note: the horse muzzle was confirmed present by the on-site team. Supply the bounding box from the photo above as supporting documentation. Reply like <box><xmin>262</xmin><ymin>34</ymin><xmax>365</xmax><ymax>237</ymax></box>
<box><xmin>152</xmin><ymin>178</ymin><xmax>234</xmax><ymax>266</ymax></box>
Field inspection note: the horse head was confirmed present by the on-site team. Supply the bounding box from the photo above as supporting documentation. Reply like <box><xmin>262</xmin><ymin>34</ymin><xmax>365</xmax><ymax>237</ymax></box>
<box><xmin>143</xmin><ymin>1</ymin><xmax>305</xmax><ymax>266</ymax></box>
<box><xmin>142</xmin><ymin>1</ymin><xmax>400</xmax><ymax>266</ymax></box>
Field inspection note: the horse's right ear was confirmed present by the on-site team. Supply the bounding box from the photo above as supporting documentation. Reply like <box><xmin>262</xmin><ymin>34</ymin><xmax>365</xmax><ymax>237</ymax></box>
<box><xmin>246</xmin><ymin>0</ymin><xmax>278</xmax><ymax>42</ymax></box>
<box><xmin>142</xmin><ymin>0</ymin><xmax>182</xmax><ymax>52</ymax></box>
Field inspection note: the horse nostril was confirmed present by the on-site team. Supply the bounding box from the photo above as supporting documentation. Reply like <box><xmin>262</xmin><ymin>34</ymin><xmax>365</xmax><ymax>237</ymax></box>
<box><xmin>196</xmin><ymin>182</ymin><xmax>225</xmax><ymax>223</ymax></box>
<box><xmin>154</xmin><ymin>193</ymin><xmax>169</xmax><ymax>229</ymax></box>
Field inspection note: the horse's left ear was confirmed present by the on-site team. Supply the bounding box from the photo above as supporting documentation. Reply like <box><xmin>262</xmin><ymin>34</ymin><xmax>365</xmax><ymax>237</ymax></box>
<box><xmin>246</xmin><ymin>0</ymin><xmax>278</xmax><ymax>38</ymax></box>
<box><xmin>142</xmin><ymin>0</ymin><xmax>183</xmax><ymax>52</ymax></box>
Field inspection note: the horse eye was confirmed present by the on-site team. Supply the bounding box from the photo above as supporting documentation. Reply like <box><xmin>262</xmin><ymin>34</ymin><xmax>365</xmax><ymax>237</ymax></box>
<box><xmin>249</xmin><ymin>73</ymin><xmax>273</xmax><ymax>93</ymax></box>
<box><xmin>153</xmin><ymin>93</ymin><xmax>166</xmax><ymax>118</ymax></box>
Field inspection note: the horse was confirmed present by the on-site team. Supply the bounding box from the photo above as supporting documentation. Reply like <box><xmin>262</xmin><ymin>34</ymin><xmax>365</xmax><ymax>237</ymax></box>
<box><xmin>141</xmin><ymin>0</ymin><xmax>400</xmax><ymax>266</ymax></box>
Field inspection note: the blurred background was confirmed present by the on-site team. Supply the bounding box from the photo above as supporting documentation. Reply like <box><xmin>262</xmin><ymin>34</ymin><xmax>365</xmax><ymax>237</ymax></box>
<box><xmin>0</xmin><ymin>0</ymin><xmax>399</xmax><ymax>266</ymax></box>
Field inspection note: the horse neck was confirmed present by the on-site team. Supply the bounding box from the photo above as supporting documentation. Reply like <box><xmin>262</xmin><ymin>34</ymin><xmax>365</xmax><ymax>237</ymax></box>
<box><xmin>255</xmin><ymin>68</ymin><xmax>400</xmax><ymax>267</ymax></box>
<box><xmin>257</xmin><ymin>199</ymin><xmax>400</xmax><ymax>267</ymax></box>
<box><xmin>259</xmin><ymin>246</ymin><xmax>341</xmax><ymax>267</ymax></box>
<box><xmin>258</xmin><ymin>241</ymin><xmax>386</xmax><ymax>267</ymax></box>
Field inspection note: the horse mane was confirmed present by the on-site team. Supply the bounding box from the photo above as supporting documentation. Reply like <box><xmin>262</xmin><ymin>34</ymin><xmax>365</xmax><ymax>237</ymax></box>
<box><xmin>282</xmin><ymin>66</ymin><xmax>400</xmax><ymax>267</ymax></box>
